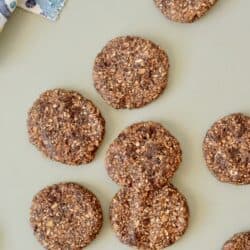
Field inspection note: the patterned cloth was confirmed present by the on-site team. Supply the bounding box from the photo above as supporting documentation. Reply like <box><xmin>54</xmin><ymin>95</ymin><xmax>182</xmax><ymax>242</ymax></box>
<box><xmin>0</xmin><ymin>0</ymin><xmax>17</xmax><ymax>31</ymax></box>
<box><xmin>0</xmin><ymin>0</ymin><xmax>66</xmax><ymax>31</ymax></box>
<box><xmin>18</xmin><ymin>0</ymin><xmax>66</xmax><ymax>21</ymax></box>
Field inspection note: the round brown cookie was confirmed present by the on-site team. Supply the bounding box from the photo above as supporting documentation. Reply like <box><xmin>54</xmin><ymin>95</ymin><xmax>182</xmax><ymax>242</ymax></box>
<box><xmin>110</xmin><ymin>184</ymin><xmax>189</xmax><ymax>249</ymax></box>
<box><xmin>203</xmin><ymin>113</ymin><xmax>250</xmax><ymax>185</ymax></box>
<box><xmin>28</xmin><ymin>89</ymin><xmax>105</xmax><ymax>165</ymax></box>
<box><xmin>223</xmin><ymin>232</ymin><xmax>250</xmax><ymax>250</ymax></box>
<box><xmin>30</xmin><ymin>182</ymin><xmax>103</xmax><ymax>250</ymax></box>
<box><xmin>106</xmin><ymin>121</ymin><xmax>182</xmax><ymax>188</ymax></box>
<box><xmin>154</xmin><ymin>0</ymin><xmax>218</xmax><ymax>23</ymax></box>
<box><xmin>93</xmin><ymin>36</ymin><xmax>169</xmax><ymax>109</ymax></box>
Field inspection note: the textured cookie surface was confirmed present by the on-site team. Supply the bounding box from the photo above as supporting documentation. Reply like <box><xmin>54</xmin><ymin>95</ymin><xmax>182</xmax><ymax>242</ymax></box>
<box><xmin>28</xmin><ymin>89</ymin><xmax>105</xmax><ymax>165</ymax></box>
<box><xmin>93</xmin><ymin>36</ymin><xmax>169</xmax><ymax>109</ymax></box>
<box><xmin>223</xmin><ymin>232</ymin><xmax>250</xmax><ymax>250</ymax></box>
<box><xmin>110</xmin><ymin>184</ymin><xmax>189</xmax><ymax>249</ymax></box>
<box><xmin>106</xmin><ymin>121</ymin><xmax>182</xmax><ymax>188</ymax></box>
<box><xmin>30</xmin><ymin>183</ymin><xmax>103</xmax><ymax>250</ymax></box>
<box><xmin>154</xmin><ymin>0</ymin><xmax>218</xmax><ymax>23</ymax></box>
<box><xmin>203</xmin><ymin>113</ymin><xmax>250</xmax><ymax>185</ymax></box>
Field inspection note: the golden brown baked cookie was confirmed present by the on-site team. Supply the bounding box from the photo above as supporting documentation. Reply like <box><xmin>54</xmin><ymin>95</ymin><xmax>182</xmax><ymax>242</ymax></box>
<box><xmin>223</xmin><ymin>232</ymin><xmax>250</xmax><ymax>250</ymax></box>
<box><xmin>110</xmin><ymin>184</ymin><xmax>189</xmax><ymax>249</ymax></box>
<box><xmin>28</xmin><ymin>89</ymin><xmax>105</xmax><ymax>165</ymax></box>
<box><xmin>203</xmin><ymin>113</ymin><xmax>250</xmax><ymax>185</ymax></box>
<box><xmin>93</xmin><ymin>36</ymin><xmax>169</xmax><ymax>109</ymax></box>
<box><xmin>30</xmin><ymin>183</ymin><xmax>103</xmax><ymax>250</ymax></box>
<box><xmin>154</xmin><ymin>0</ymin><xmax>218</xmax><ymax>23</ymax></box>
<box><xmin>106</xmin><ymin>121</ymin><xmax>182</xmax><ymax>188</ymax></box>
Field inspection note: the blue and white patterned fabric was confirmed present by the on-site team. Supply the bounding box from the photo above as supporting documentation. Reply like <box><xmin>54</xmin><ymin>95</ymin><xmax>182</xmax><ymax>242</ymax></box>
<box><xmin>0</xmin><ymin>0</ymin><xmax>17</xmax><ymax>31</ymax></box>
<box><xmin>0</xmin><ymin>0</ymin><xmax>66</xmax><ymax>31</ymax></box>
<box><xmin>18</xmin><ymin>0</ymin><xmax>66</xmax><ymax>21</ymax></box>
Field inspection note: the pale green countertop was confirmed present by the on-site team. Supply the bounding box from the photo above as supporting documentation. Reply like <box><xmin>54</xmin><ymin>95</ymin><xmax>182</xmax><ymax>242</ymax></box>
<box><xmin>0</xmin><ymin>0</ymin><xmax>250</xmax><ymax>249</ymax></box>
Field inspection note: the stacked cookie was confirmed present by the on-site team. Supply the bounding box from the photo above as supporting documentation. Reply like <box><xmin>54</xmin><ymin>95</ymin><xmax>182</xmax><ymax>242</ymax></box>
<box><xmin>106</xmin><ymin>121</ymin><xmax>189</xmax><ymax>249</ymax></box>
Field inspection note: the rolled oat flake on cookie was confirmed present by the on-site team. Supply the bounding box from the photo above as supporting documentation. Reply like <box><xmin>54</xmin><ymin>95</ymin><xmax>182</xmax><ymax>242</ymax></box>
<box><xmin>154</xmin><ymin>0</ymin><xmax>218</xmax><ymax>23</ymax></box>
<box><xmin>93</xmin><ymin>36</ymin><xmax>169</xmax><ymax>109</ymax></box>
<box><xmin>223</xmin><ymin>232</ymin><xmax>250</xmax><ymax>250</ymax></box>
<box><xmin>110</xmin><ymin>184</ymin><xmax>189</xmax><ymax>249</ymax></box>
<box><xmin>30</xmin><ymin>183</ymin><xmax>103</xmax><ymax>250</ymax></box>
<box><xmin>106</xmin><ymin>121</ymin><xmax>182</xmax><ymax>188</ymax></box>
<box><xmin>203</xmin><ymin>113</ymin><xmax>250</xmax><ymax>185</ymax></box>
<box><xmin>27</xmin><ymin>89</ymin><xmax>105</xmax><ymax>165</ymax></box>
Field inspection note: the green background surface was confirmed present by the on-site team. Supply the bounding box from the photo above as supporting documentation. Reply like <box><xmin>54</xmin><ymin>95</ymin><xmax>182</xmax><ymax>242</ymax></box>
<box><xmin>0</xmin><ymin>0</ymin><xmax>249</xmax><ymax>249</ymax></box>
